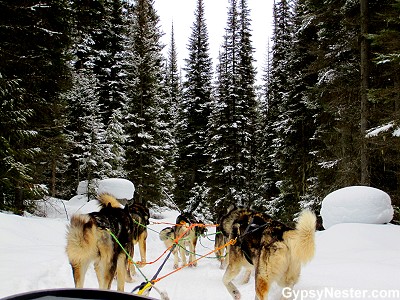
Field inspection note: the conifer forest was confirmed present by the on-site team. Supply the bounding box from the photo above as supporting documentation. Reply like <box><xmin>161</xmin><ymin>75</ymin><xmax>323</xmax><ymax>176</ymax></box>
<box><xmin>1</xmin><ymin>0</ymin><xmax>399</xmax><ymax>224</ymax></box>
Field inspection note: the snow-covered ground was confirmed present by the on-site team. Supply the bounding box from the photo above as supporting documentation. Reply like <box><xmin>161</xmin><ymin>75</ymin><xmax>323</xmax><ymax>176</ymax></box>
<box><xmin>1</xmin><ymin>197</ymin><xmax>400</xmax><ymax>300</ymax></box>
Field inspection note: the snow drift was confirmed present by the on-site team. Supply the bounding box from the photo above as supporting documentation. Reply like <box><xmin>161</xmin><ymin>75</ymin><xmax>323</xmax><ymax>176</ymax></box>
<box><xmin>1</xmin><ymin>191</ymin><xmax>400</xmax><ymax>299</ymax></box>
<box><xmin>320</xmin><ymin>186</ymin><xmax>394</xmax><ymax>229</ymax></box>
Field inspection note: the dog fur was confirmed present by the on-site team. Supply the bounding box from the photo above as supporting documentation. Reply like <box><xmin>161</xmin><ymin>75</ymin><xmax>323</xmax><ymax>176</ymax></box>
<box><xmin>125</xmin><ymin>202</ymin><xmax>150</xmax><ymax>282</ymax></box>
<box><xmin>159</xmin><ymin>212</ymin><xmax>206</xmax><ymax>269</ymax></box>
<box><xmin>215</xmin><ymin>205</ymin><xmax>238</xmax><ymax>269</ymax></box>
<box><xmin>220</xmin><ymin>207</ymin><xmax>316</xmax><ymax>300</ymax></box>
<box><xmin>214</xmin><ymin>222</ymin><xmax>229</xmax><ymax>269</ymax></box>
<box><xmin>66</xmin><ymin>193</ymin><xmax>133</xmax><ymax>291</ymax></box>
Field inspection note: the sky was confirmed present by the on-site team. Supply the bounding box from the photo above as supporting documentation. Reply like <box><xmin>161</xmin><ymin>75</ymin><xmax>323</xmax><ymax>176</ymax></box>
<box><xmin>154</xmin><ymin>0</ymin><xmax>274</xmax><ymax>83</ymax></box>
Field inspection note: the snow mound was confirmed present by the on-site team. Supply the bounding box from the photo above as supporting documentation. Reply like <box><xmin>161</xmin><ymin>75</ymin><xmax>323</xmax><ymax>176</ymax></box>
<box><xmin>97</xmin><ymin>178</ymin><xmax>135</xmax><ymax>200</ymax></box>
<box><xmin>320</xmin><ymin>186</ymin><xmax>394</xmax><ymax>229</ymax></box>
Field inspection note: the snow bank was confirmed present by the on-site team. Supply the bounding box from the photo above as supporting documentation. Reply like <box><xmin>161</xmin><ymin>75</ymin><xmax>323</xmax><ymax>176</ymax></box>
<box><xmin>299</xmin><ymin>222</ymin><xmax>400</xmax><ymax>295</ymax></box>
<box><xmin>1</xmin><ymin>200</ymin><xmax>400</xmax><ymax>300</ymax></box>
<box><xmin>97</xmin><ymin>178</ymin><xmax>135</xmax><ymax>200</ymax></box>
<box><xmin>320</xmin><ymin>186</ymin><xmax>394</xmax><ymax>229</ymax></box>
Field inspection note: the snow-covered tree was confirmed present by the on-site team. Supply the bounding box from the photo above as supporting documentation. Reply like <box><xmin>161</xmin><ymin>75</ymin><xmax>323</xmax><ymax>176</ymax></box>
<box><xmin>174</xmin><ymin>0</ymin><xmax>213</xmax><ymax>214</ymax></box>
<box><xmin>64</xmin><ymin>70</ymin><xmax>108</xmax><ymax>197</ymax></box>
<box><xmin>207</xmin><ymin>0</ymin><xmax>259</xmax><ymax>219</ymax></box>
<box><xmin>0</xmin><ymin>75</ymin><xmax>39</xmax><ymax>212</ymax></box>
<box><xmin>0</xmin><ymin>0</ymin><xmax>72</xmax><ymax>207</ymax></box>
<box><xmin>162</xmin><ymin>22</ymin><xmax>182</xmax><ymax>202</ymax></box>
<box><xmin>124</xmin><ymin>0</ymin><xmax>168</xmax><ymax>205</ymax></box>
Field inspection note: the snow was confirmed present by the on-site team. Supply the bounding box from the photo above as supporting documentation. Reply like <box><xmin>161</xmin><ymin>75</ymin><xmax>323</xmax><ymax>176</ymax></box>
<box><xmin>320</xmin><ymin>186</ymin><xmax>394</xmax><ymax>229</ymax></box>
<box><xmin>365</xmin><ymin>121</ymin><xmax>400</xmax><ymax>138</ymax></box>
<box><xmin>97</xmin><ymin>178</ymin><xmax>135</xmax><ymax>200</ymax></box>
<box><xmin>366</xmin><ymin>122</ymin><xmax>394</xmax><ymax>138</ymax></box>
<box><xmin>393</xmin><ymin>127</ymin><xmax>400</xmax><ymax>137</ymax></box>
<box><xmin>1</xmin><ymin>195</ymin><xmax>400</xmax><ymax>300</ymax></box>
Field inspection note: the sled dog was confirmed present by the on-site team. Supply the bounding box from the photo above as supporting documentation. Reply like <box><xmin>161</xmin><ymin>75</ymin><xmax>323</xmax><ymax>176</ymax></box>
<box><xmin>214</xmin><ymin>205</ymin><xmax>239</xmax><ymax>269</ymax></box>
<box><xmin>220</xmin><ymin>207</ymin><xmax>316</xmax><ymax>300</ymax></box>
<box><xmin>125</xmin><ymin>202</ymin><xmax>150</xmax><ymax>281</ymax></box>
<box><xmin>214</xmin><ymin>222</ymin><xmax>229</xmax><ymax>269</ymax></box>
<box><xmin>66</xmin><ymin>193</ymin><xmax>136</xmax><ymax>291</ymax></box>
<box><xmin>159</xmin><ymin>212</ymin><xmax>206</xmax><ymax>269</ymax></box>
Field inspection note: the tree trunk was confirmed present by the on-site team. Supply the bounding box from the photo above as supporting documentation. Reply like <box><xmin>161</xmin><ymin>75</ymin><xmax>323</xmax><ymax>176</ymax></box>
<box><xmin>360</xmin><ymin>0</ymin><xmax>369</xmax><ymax>185</ymax></box>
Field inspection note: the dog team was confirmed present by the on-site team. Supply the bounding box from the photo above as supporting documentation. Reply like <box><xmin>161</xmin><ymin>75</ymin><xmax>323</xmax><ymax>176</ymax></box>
<box><xmin>66</xmin><ymin>193</ymin><xmax>316</xmax><ymax>299</ymax></box>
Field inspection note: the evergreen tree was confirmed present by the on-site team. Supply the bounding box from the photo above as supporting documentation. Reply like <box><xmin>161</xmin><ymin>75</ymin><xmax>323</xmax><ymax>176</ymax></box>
<box><xmin>207</xmin><ymin>0</ymin><xmax>240</xmax><ymax>218</ymax></box>
<box><xmin>64</xmin><ymin>70</ymin><xmax>106</xmax><ymax>197</ymax></box>
<box><xmin>163</xmin><ymin>22</ymin><xmax>182</xmax><ymax>203</ymax></box>
<box><xmin>0</xmin><ymin>0</ymin><xmax>72</xmax><ymax>208</ymax></box>
<box><xmin>64</xmin><ymin>0</ymin><xmax>129</xmax><ymax>197</ymax></box>
<box><xmin>0</xmin><ymin>75</ymin><xmax>38</xmax><ymax>212</ymax></box>
<box><xmin>174</xmin><ymin>0</ymin><xmax>213</xmax><ymax>215</ymax></box>
<box><xmin>258</xmin><ymin>0</ymin><xmax>294</xmax><ymax>216</ymax></box>
<box><xmin>236</xmin><ymin>0</ymin><xmax>259</xmax><ymax>207</ymax></box>
<box><xmin>105</xmin><ymin>108</ymin><xmax>128</xmax><ymax>179</ymax></box>
<box><xmin>363</xmin><ymin>0</ymin><xmax>400</xmax><ymax>205</ymax></box>
<box><xmin>92</xmin><ymin>0</ymin><xmax>128</xmax><ymax>125</ymax></box>
<box><xmin>124</xmin><ymin>0</ymin><xmax>167</xmax><ymax>205</ymax></box>
<box><xmin>267</xmin><ymin>0</ymin><xmax>320</xmax><ymax>220</ymax></box>
<box><xmin>308</xmin><ymin>0</ymin><xmax>366</xmax><ymax>199</ymax></box>
<box><xmin>207</xmin><ymin>0</ymin><xmax>258</xmax><ymax>219</ymax></box>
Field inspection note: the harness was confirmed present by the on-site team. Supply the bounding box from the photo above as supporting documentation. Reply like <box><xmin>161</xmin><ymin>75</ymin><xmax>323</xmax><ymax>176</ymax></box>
<box><xmin>236</xmin><ymin>217</ymin><xmax>277</xmax><ymax>265</ymax></box>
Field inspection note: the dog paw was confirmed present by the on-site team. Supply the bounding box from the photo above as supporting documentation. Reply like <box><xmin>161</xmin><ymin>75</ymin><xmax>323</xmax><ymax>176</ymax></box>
<box><xmin>173</xmin><ymin>264</ymin><xmax>179</xmax><ymax>269</ymax></box>
<box><xmin>137</xmin><ymin>260</ymin><xmax>146</xmax><ymax>268</ymax></box>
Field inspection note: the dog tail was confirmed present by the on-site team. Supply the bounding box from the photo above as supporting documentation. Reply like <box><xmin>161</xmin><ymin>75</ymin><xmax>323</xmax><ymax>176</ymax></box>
<box><xmin>66</xmin><ymin>214</ymin><xmax>97</xmax><ymax>262</ymax></box>
<box><xmin>293</xmin><ymin>210</ymin><xmax>316</xmax><ymax>264</ymax></box>
<box><xmin>98</xmin><ymin>193</ymin><xmax>123</xmax><ymax>209</ymax></box>
<box><xmin>159</xmin><ymin>227</ymin><xmax>174</xmax><ymax>241</ymax></box>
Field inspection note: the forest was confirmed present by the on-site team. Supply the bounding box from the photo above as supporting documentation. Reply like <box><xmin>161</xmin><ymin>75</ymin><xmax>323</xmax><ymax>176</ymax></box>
<box><xmin>0</xmin><ymin>0</ymin><xmax>399</xmax><ymax>224</ymax></box>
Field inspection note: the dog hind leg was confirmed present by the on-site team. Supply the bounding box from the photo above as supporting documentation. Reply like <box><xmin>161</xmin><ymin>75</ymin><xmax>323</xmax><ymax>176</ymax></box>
<box><xmin>223</xmin><ymin>263</ymin><xmax>242</xmax><ymax>300</ymax></box>
<box><xmin>95</xmin><ymin>242</ymin><xmax>115</xmax><ymax>289</ymax></box>
<box><xmin>125</xmin><ymin>245</ymin><xmax>136</xmax><ymax>283</ymax></box>
<box><xmin>104</xmin><ymin>259</ymin><xmax>117</xmax><ymax>290</ymax></box>
<box><xmin>278</xmin><ymin>261</ymin><xmax>301</xmax><ymax>300</ymax></box>
<box><xmin>241</xmin><ymin>267</ymin><xmax>252</xmax><ymax>284</ymax></box>
<box><xmin>138</xmin><ymin>231</ymin><xmax>147</xmax><ymax>266</ymax></box>
<box><xmin>255</xmin><ymin>274</ymin><xmax>270</xmax><ymax>300</ymax></box>
<box><xmin>189</xmin><ymin>236</ymin><xmax>197</xmax><ymax>267</ymax></box>
<box><xmin>70</xmin><ymin>260</ymin><xmax>89</xmax><ymax>288</ymax></box>
<box><xmin>177</xmin><ymin>241</ymin><xmax>187</xmax><ymax>267</ymax></box>
<box><xmin>173</xmin><ymin>248</ymin><xmax>180</xmax><ymax>269</ymax></box>
<box><xmin>116</xmin><ymin>253</ymin><xmax>127</xmax><ymax>291</ymax></box>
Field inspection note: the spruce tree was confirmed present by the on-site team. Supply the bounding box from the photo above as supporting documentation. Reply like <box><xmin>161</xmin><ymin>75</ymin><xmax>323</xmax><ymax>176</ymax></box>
<box><xmin>163</xmin><ymin>22</ymin><xmax>182</xmax><ymax>203</ymax></box>
<box><xmin>0</xmin><ymin>75</ymin><xmax>37</xmax><ymax>212</ymax></box>
<box><xmin>272</xmin><ymin>0</ymin><xmax>320</xmax><ymax>219</ymax></box>
<box><xmin>363</xmin><ymin>0</ymin><xmax>400</xmax><ymax>205</ymax></box>
<box><xmin>64</xmin><ymin>70</ymin><xmax>105</xmax><ymax>197</ymax></box>
<box><xmin>174</xmin><ymin>0</ymin><xmax>213</xmax><ymax>215</ymax></box>
<box><xmin>259</xmin><ymin>0</ymin><xmax>299</xmax><ymax>219</ymax></box>
<box><xmin>124</xmin><ymin>0</ymin><xmax>167</xmax><ymax>205</ymax></box>
<box><xmin>65</xmin><ymin>0</ymin><xmax>130</xmax><ymax>197</ymax></box>
<box><xmin>92</xmin><ymin>0</ymin><xmax>128</xmax><ymax>125</ymax></box>
<box><xmin>236</xmin><ymin>0</ymin><xmax>259</xmax><ymax>207</ymax></box>
<box><xmin>207</xmin><ymin>0</ymin><xmax>258</xmax><ymax>218</ymax></box>
<box><xmin>0</xmin><ymin>0</ymin><xmax>72</xmax><ymax>208</ymax></box>
<box><xmin>309</xmin><ymin>0</ymin><xmax>365</xmax><ymax>196</ymax></box>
